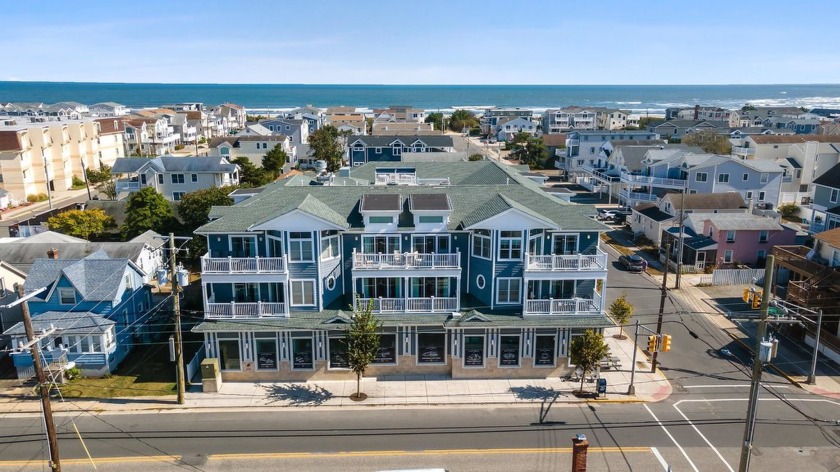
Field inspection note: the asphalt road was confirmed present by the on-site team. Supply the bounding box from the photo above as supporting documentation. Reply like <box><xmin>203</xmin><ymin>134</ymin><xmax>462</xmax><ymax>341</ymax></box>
<box><xmin>0</xmin><ymin>234</ymin><xmax>837</xmax><ymax>471</ymax></box>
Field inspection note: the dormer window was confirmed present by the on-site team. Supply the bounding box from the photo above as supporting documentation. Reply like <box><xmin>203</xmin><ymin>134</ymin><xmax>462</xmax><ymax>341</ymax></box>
<box><xmin>360</xmin><ymin>194</ymin><xmax>402</xmax><ymax>231</ymax></box>
<box><xmin>409</xmin><ymin>194</ymin><xmax>451</xmax><ymax>229</ymax></box>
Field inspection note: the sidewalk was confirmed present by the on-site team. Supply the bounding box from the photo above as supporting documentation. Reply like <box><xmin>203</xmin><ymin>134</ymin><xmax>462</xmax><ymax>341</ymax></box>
<box><xmin>0</xmin><ymin>327</ymin><xmax>670</xmax><ymax>414</ymax></box>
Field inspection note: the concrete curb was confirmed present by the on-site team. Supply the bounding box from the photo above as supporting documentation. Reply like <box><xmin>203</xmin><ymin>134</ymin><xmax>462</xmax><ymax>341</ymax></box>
<box><xmin>724</xmin><ymin>331</ymin><xmax>804</xmax><ymax>388</ymax></box>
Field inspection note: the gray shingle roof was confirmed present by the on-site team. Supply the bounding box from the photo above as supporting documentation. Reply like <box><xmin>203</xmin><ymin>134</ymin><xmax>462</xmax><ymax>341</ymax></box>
<box><xmin>24</xmin><ymin>255</ymin><xmax>132</xmax><ymax>301</ymax></box>
<box><xmin>112</xmin><ymin>156</ymin><xmax>237</xmax><ymax>174</ymax></box>
<box><xmin>688</xmin><ymin>213</ymin><xmax>785</xmax><ymax>231</ymax></box>
<box><xmin>348</xmin><ymin>135</ymin><xmax>454</xmax><ymax>148</ymax></box>
<box><xmin>199</xmin><ymin>161</ymin><xmax>606</xmax><ymax>234</ymax></box>
<box><xmin>0</xmin><ymin>242</ymin><xmax>150</xmax><ymax>274</ymax></box>
<box><xmin>3</xmin><ymin>312</ymin><xmax>114</xmax><ymax>336</ymax></box>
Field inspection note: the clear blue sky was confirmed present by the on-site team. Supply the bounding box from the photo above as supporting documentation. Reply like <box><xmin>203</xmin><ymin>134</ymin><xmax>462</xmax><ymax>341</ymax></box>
<box><xmin>4</xmin><ymin>0</ymin><xmax>839</xmax><ymax>85</ymax></box>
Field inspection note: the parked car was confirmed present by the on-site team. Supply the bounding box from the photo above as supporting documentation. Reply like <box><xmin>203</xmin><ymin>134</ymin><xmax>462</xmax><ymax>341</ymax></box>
<box><xmin>612</xmin><ymin>210</ymin><xmax>632</xmax><ymax>225</ymax></box>
<box><xmin>618</xmin><ymin>254</ymin><xmax>647</xmax><ymax>272</ymax></box>
<box><xmin>597</xmin><ymin>209</ymin><xmax>617</xmax><ymax>221</ymax></box>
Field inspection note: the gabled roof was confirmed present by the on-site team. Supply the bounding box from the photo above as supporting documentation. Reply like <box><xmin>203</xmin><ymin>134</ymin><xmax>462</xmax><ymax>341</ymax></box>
<box><xmin>348</xmin><ymin>135</ymin><xmax>454</xmax><ymax>148</ymax></box>
<box><xmin>813</xmin><ymin>162</ymin><xmax>840</xmax><ymax>188</ymax></box>
<box><xmin>25</xmin><ymin>254</ymin><xmax>137</xmax><ymax>301</ymax></box>
<box><xmin>634</xmin><ymin>203</ymin><xmax>673</xmax><ymax>222</ymax></box>
<box><xmin>750</xmin><ymin>135</ymin><xmax>840</xmax><ymax>144</ymax></box>
<box><xmin>687</xmin><ymin>213</ymin><xmax>785</xmax><ymax>231</ymax></box>
<box><xmin>665</xmin><ymin>192</ymin><xmax>747</xmax><ymax>211</ymax></box>
<box><xmin>112</xmin><ymin>156</ymin><xmax>237</xmax><ymax>174</ymax></box>
<box><xmin>94</xmin><ymin>118</ymin><xmax>123</xmax><ymax>134</ymax></box>
<box><xmin>0</xmin><ymin>242</ymin><xmax>151</xmax><ymax>274</ymax></box>
<box><xmin>815</xmin><ymin>228</ymin><xmax>840</xmax><ymax>248</ymax></box>
<box><xmin>3</xmin><ymin>312</ymin><xmax>114</xmax><ymax>337</ymax></box>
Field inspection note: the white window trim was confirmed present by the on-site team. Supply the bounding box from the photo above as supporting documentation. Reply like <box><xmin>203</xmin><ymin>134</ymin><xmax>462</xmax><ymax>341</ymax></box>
<box><xmin>320</xmin><ymin>231</ymin><xmax>340</xmax><ymax>260</ymax></box>
<box><xmin>476</xmin><ymin>274</ymin><xmax>486</xmax><ymax>289</ymax></box>
<box><xmin>723</xmin><ymin>250</ymin><xmax>733</xmax><ymax>263</ymax></box>
<box><xmin>696</xmin><ymin>172</ymin><xmax>708</xmax><ymax>182</ymax></box>
<box><xmin>462</xmin><ymin>334</ymin><xmax>486</xmax><ymax>369</ymax></box>
<box><xmin>288</xmin><ymin>232</ymin><xmax>314</xmax><ymax>262</ymax></box>
<box><xmin>831</xmin><ymin>188</ymin><xmax>839</xmax><ymax>204</ymax></box>
<box><xmin>496</xmin><ymin>277</ymin><xmax>522</xmax><ymax>305</ymax></box>
<box><xmin>498</xmin><ymin>334</ymin><xmax>522</xmax><ymax>369</ymax></box>
<box><xmin>718</xmin><ymin>173</ymin><xmax>730</xmax><ymax>183</ymax></box>
<box><xmin>290</xmin><ymin>279</ymin><xmax>317</xmax><ymax>307</ymax></box>
<box><xmin>471</xmin><ymin>230</ymin><xmax>492</xmax><ymax>260</ymax></box>
<box><xmin>498</xmin><ymin>230</ymin><xmax>523</xmax><ymax>261</ymax></box>
<box><xmin>59</xmin><ymin>288</ymin><xmax>76</xmax><ymax>305</ymax></box>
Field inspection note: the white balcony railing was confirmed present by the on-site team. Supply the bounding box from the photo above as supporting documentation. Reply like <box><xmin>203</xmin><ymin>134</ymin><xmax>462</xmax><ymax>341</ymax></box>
<box><xmin>352</xmin><ymin>252</ymin><xmax>460</xmax><ymax>270</ymax></box>
<box><xmin>115</xmin><ymin>180</ymin><xmax>141</xmax><ymax>192</ymax></box>
<box><xmin>524</xmin><ymin>297</ymin><xmax>601</xmax><ymax>315</ymax></box>
<box><xmin>205</xmin><ymin>302</ymin><xmax>286</xmax><ymax>318</ymax></box>
<box><xmin>526</xmin><ymin>250</ymin><xmax>608</xmax><ymax>272</ymax></box>
<box><xmin>201</xmin><ymin>254</ymin><xmax>287</xmax><ymax>274</ymax></box>
<box><xmin>732</xmin><ymin>146</ymin><xmax>756</xmax><ymax>156</ymax></box>
<box><xmin>620</xmin><ymin>172</ymin><xmax>687</xmax><ymax>189</ymax></box>
<box><xmin>619</xmin><ymin>189</ymin><xmax>659</xmax><ymax>203</ymax></box>
<box><xmin>356</xmin><ymin>297</ymin><xmax>459</xmax><ymax>313</ymax></box>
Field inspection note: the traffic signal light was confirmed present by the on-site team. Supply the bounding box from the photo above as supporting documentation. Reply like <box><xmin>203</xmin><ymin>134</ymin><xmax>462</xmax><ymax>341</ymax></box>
<box><xmin>661</xmin><ymin>334</ymin><xmax>672</xmax><ymax>352</ymax></box>
<box><xmin>647</xmin><ymin>335</ymin><xmax>658</xmax><ymax>352</ymax></box>
<box><xmin>742</xmin><ymin>288</ymin><xmax>750</xmax><ymax>303</ymax></box>
<box><xmin>751</xmin><ymin>293</ymin><xmax>761</xmax><ymax>309</ymax></box>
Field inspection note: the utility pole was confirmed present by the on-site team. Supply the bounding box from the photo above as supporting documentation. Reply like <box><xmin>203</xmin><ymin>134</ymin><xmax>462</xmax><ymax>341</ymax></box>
<box><xmin>79</xmin><ymin>159</ymin><xmax>92</xmax><ymax>201</ymax></box>
<box><xmin>18</xmin><ymin>285</ymin><xmax>61</xmax><ymax>472</ymax></box>
<box><xmin>675</xmin><ymin>187</ymin><xmax>686</xmax><ymax>289</ymax></box>
<box><xmin>808</xmin><ymin>309</ymin><xmax>823</xmax><ymax>385</ymax></box>
<box><xmin>651</xmin><ymin>241</ymin><xmax>671</xmax><ymax>373</ymax></box>
<box><xmin>169</xmin><ymin>233</ymin><xmax>185</xmax><ymax>405</ymax></box>
<box><xmin>628</xmin><ymin>320</ymin><xmax>640</xmax><ymax>395</ymax></box>
<box><xmin>738</xmin><ymin>255</ymin><xmax>775</xmax><ymax>472</ymax></box>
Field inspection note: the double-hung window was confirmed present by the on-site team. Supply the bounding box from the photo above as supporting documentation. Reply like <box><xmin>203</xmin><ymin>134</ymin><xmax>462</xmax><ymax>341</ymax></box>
<box><xmin>496</xmin><ymin>278</ymin><xmax>521</xmax><ymax>304</ymax></box>
<box><xmin>59</xmin><ymin>288</ymin><xmax>76</xmax><ymax>305</ymax></box>
<box><xmin>718</xmin><ymin>173</ymin><xmax>729</xmax><ymax>183</ymax></box>
<box><xmin>831</xmin><ymin>188</ymin><xmax>839</xmax><ymax>204</ymax></box>
<box><xmin>472</xmin><ymin>230</ymin><xmax>491</xmax><ymax>259</ymax></box>
<box><xmin>171</xmin><ymin>173</ymin><xmax>185</xmax><ymax>184</ymax></box>
<box><xmin>726</xmin><ymin>230</ymin><xmax>736</xmax><ymax>243</ymax></box>
<box><xmin>498</xmin><ymin>230</ymin><xmax>522</xmax><ymax>260</ymax></box>
<box><xmin>289</xmin><ymin>232</ymin><xmax>314</xmax><ymax>262</ymax></box>
<box><xmin>290</xmin><ymin>280</ymin><xmax>316</xmax><ymax>306</ymax></box>
<box><xmin>320</xmin><ymin>230</ymin><xmax>340</xmax><ymax>260</ymax></box>
<box><xmin>696</xmin><ymin>172</ymin><xmax>708</xmax><ymax>182</ymax></box>
<box><xmin>191</xmin><ymin>174</ymin><xmax>198</xmax><ymax>182</ymax></box>
<box><xmin>760</xmin><ymin>173</ymin><xmax>769</xmax><ymax>184</ymax></box>
<box><xmin>759</xmin><ymin>230</ymin><xmax>768</xmax><ymax>243</ymax></box>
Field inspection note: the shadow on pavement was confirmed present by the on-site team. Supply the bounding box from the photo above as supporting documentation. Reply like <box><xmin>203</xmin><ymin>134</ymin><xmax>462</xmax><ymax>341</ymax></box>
<box><xmin>510</xmin><ymin>385</ymin><xmax>563</xmax><ymax>424</ymax></box>
<box><xmin>262</xmin><ymin>383</ymin><xmax>333</xmax><ymax>406</ymax></box>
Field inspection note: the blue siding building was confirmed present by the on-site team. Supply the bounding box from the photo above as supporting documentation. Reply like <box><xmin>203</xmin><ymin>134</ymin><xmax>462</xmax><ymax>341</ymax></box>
<box><xmin>347</xmin><ymin>135</ymin><xmax>455</xmax><ymax>166</ymax></box>
<box><xmin>3</xmin><ymin>250</ymin><xmax>153</xmax><ymax>376</ymax></box>
<box><xmin>193</xmin><ymin>161</ymin><xmax>613</xmax><ymax>381</ymax></box>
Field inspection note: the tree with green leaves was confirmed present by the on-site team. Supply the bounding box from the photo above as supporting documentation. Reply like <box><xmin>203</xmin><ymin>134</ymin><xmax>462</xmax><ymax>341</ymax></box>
<box><xmin>47</xmin><ymin>208</ymin><xmax>115</xmax><ymax>240</ymax></box>
<box><xmin>262</xmin><ymin>144</ymin><xmax>287</xmax><ymax>179</ymax></box>
<box><xmin>345</xmin><ymin>299</ymin><xmax>382</xmax><ymax>400</ymax></box>
<box><xmin>308</xmin><ymin>124</ymin><xmax>345</xmax><ymax>172</ymax></box>
<box><xmin>569</xmin><ymin>329</ymin><xmax>610</xmax><ymax>394</ymax></box>
<box><xmin>425</xmin><ymin>112</ymin><xmax>444</xmax><ymax>131</ymax></box>
<box><xmin>177</xmin><ymin>187</ymin><xmax>235</xmax><ymax>258</ymax></box>
<box><xmin>468</xmin><ymin>153</ymin><xmax>484</xmax><ymax>161</ymax></box>
<box><xmin>121</xmin><ymin>187</ymin><xmax>176</xmax><ymax>240</ymax></box>
<box><xmin>509</xmin><ymin>133</ymin><xmax>548</xmax><ymax>169</ymax></box>
<box><xmin>85</xmin><ymin>164</ymin><xmax>112</xmax><ymax>184</ymax></box>
<box><xmin>449</xmin><ymin>109</ymin><xmax>479</xmax><ymax>132</ymax></box>
<box><xmin>609</xmin><ymin>293</ymin><xmax>634</xmax><ymax>339</ymax></box>
<box><xmin>232</xmin><ymin>157</ymin><xmax>273</xmax><ymax>187</ymax></box>
<box><xmin>682</xmin><ymin>130</ymin><xmax>732</xmax><ymax>154</ymax></box>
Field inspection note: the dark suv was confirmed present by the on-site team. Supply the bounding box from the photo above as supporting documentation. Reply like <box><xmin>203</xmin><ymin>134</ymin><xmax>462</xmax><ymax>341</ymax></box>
<box><xmin>618</xmin><ymin>254</ymin><xmax>647</xmax><ymax>272</ymax></box>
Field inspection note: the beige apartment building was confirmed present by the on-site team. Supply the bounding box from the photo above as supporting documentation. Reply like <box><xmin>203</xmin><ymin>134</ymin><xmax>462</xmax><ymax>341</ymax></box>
<box><xmin>0</xmin><ymin>118</ymin><xmax>125</xmax><ymax>202</ymax></box>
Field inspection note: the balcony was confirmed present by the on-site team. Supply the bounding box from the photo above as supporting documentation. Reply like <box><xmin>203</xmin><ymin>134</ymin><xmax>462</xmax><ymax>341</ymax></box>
<box><xmin>526</xmin><ymin>250</ymin><xmax>608</xmax><ymax>272</ymax></box>
<box><xmin>352</xmin><ymin>252</ymin><xmax>460</xmax><ymax>271</ymax></box>
<box><xmin>786</xmin><ymin>281</ymin><xmax>837</xmax><ymax>309</ymax></box>
<box><xmin>524</xmin><ymin>295</ymin><xmax>601</xmax><ymax>316</ymax></box>
<box><xmin>201</xmin><ymin>254</ymin><xmax>287</xmax><ymax>274</ymax></box>
<box><xmin>620</xmin><ymin>172</ymin><xmax>687</xmax><ymax>189</ymax></box>
<box><xmin>580</xmin><ymin>166</ymin><xmax>620</xmax><ymax>183</ymax></box>
<box><xmin>356</xmin><ymin>296</ymin><xmax>459</xmax><ymax>313</ymax></box>
<box><xmin>619</xmin><ymin>189</ymin><xmax>658</xmax><ymax>203</ymax></box>
<box><xmin>115</xmin><ymin>180</ymin><xmax>141</xmax><ymax>193</ymax></box>
<box><xmin>206</xmin><ymin>302</ymin><xmax>287</xmax><ymax>318</ymax></box>
<box><xmin>732</xmin><ymin>146</ymin><xmax>756</xmax><ymax>156</ymax></box>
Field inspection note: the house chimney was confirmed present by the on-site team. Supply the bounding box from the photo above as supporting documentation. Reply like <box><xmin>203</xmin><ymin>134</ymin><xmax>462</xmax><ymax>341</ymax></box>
<box><xmin>694</xmin><ymin>104</ymin><xmax>700</xmax><ymax>120</ymax></box>
<box><xmin>47</xmin><ymin>248</ymin><xmax>59</xmax><ymax>259</ymax></box>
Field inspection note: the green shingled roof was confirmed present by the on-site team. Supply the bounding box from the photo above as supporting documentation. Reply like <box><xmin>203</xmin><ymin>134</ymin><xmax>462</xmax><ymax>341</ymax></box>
<box><xmin>198</xmin><ymin>160</ymin><xmax>606</xmax><ymax>234</ymax></box>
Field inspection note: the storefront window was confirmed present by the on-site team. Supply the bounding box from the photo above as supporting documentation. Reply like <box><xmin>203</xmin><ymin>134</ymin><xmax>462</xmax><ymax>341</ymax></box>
<box><xmin>499</xmin><ymin>335</ymin><xmax>520</xmax><ymax>367</ymax></box>
<box><xmin>255</xmin><ymin>337</ymin><xmax>278</xmax><ymax>371</ymax></box>
<box><xmin>328</xmin><ymin>338</ymin><xmax>349</xmax><ymax>369</ymax></box>
<box><xmin>535</xmin><ymin>335</ymin><xmax>556</xmax><ymax>367</ymax></box>
<box><xmin>417</xmin><ymin>333</ymin><xmax>446</xmax><ymax>364</ymax></box>
<box><xmin>292</xmin><ymin>337</ymin><xmax>313</xmax><ymax>369</ymax></box>
<box><xmin>373</xmin><ymin>334</ymin><xmax>397</xmax><ymax>364</ymax></box>
<box><xmin>464</xmin><ymin>335</ymin><xmax>485</xmax><ymax>367</ymax></box>
<box><xmin>218</xmin><ymin>338</ymin><xmax>241</xmax><ymax>371</ymax></box>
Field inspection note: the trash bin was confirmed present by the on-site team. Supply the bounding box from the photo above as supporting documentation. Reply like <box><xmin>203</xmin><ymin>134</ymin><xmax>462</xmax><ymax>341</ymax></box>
<box><xmin>597</xmin><ymin>378</ymin><xmax>607</xmax><ymax>396</ymax></box>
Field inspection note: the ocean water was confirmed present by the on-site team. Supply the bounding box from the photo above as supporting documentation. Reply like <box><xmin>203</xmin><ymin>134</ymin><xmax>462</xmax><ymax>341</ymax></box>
<box><xmin>2</xmin><ymin>82</ymin><xmax>840</xmax><ymax>114</ymax></box>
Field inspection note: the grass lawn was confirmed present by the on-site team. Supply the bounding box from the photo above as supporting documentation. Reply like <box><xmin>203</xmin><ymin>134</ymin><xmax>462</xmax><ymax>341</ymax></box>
<box><xmin>60</xmin><ymin>344</ymin><xmax>177</xmax><ymax>398</ymax></box>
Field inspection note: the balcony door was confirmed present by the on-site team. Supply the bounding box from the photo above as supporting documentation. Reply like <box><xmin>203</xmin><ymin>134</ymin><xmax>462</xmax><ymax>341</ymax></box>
<box><xmin>362</xmin><ymin>235</ymin><xmax>400</xmax><ymax>254</ymax></box>
<box><xmin>231</xmin><ymin>235</ymin><xmax>257</xmax><ymax>258</ymax></box>
<box><xmin>552</xmin><ymin>234</ymin><xmax>578</xmax><ymax>255</ymax></box>
<box><xmin>361</xmin><ymin>277</ymin><xmax>401</xmax><ymax>299</ymax></box>
<box><xmin>528</xmin><ymin>280</ymin><xmax>575</xmax><ymax>300</ymax></box>
<box><xmin>234</xmin><ymin>283</ymin><xmax>259</xmax><ymax>302</ymax></box>
<box><xmin>411</xmin><ymin>235</ymin><xmax>450</xmax><ymax>254</ymax></box>
<box><xmin>410</xmin><ymin>277</ymin><xmax>453</xmax><ymax>298</ymax></box>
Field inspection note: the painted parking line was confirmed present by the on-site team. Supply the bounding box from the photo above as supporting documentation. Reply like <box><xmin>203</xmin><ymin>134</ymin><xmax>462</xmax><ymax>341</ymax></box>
<box><xmin>673</xmin><ymin>400</ymin><xmax>734</xmax><ymax>472</ymax></box>
<box><xmin>644</xmin><ymin>404</ymin><xmax>700</xmax><ymax>472</ymax></box>
<box><xmin>650</xmin><ymin>447</ymin><xmax>670</xmax><ymax>471</ymax></box>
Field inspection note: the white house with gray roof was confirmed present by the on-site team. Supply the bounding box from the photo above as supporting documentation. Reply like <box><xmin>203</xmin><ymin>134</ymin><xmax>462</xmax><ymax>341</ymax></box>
<box><xmin>112</xmin><ymin>156</ymin><xmax>239</xmax><ymax>201</ymax></box>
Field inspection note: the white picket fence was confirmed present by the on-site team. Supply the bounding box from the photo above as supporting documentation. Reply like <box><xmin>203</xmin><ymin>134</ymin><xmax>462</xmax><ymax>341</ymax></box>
<box><xmin>698</xmin><ymin>268</ymin><xmax>765</xmax><ymax>286</ymax></box>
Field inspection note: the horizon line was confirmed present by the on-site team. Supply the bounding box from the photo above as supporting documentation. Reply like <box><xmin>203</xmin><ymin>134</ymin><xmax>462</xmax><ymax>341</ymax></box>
<box><xmin>2</xmin><ymin>80</ymin><xmax>840</xmax><ymax>87</ymax></box>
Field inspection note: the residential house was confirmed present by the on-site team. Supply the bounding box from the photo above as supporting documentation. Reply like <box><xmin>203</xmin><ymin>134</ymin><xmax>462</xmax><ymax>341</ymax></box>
<box><xmin>2</xmin><ymin>251</ymin><xmax>153</xmax><ymax>376</ymax></box>
<box><xmin>541</xmin><ymin>107</ymin><xmax>599</xmax><ymax>133</ymax></box>
<box><xmin>482</xmin><ymin>108</ymin><xmax>534</xmax><ymax>135</ymax></box>
<box><xmin>112</xmin><ymin>156</ymin><xmax>239</xmax><ymax>201</ymax></box>
<box><xmin>213</xmin><ymin>103</ymin><xmax>247</xmax><ymax>132</ymax></box>
<box><xmin>371</xmin><ymin>122</ymin><xmax>436</xmax><ymax>135</ymax></box>
<box><xmin>561</xmin><ymin>130</ymin><xmax>660</xmax><ymax>176</ymax></box>
<box><xmin>763</xmin><ymin>117</ymin><xmax>820</xmax><ymax>135</ymax></box>
<box><xmin>598</xmin><ymin>110</ymin><xmax>630</xmax><ymax>130</ymax></box>
<box><xmin>208</xmin><ymin>135</ymin><xmax>292</xmax><ymax>167</ymax></box>
<box><xmin>170</xmin><ymin>113</ymin><xmax>198</xmax><ymax>145</ymax></box>
<box><xmin>373</xmin><ymin>106</ymin><xmax>426</xmax><ymax>123</ymax></box>
<box><xmin>630</xmin><ymin>192</ymin><xmax>748</xmax><ymax>246</ymax></box>
<box><xmin>0</xmin><ymin>261</ymin><xmax>26</xmax><ymax>338</ymax></box>
<box><xmin>647</xmin><ymin>120</ymin><xmax>721</xmax><ymax>140</ymax></box>
<box><xmin>260</xmin><ymin>118</ymin><xmax>309</xmax><ymax>145</ymax></box>
<box><xmin>731</xmin><ymin>107</ymin><xmax>805</xmax><ymax>128</ymax></box>
<box><xmin>675</xmin><ymin>106</ymin><xmax>733</xmax><ymax>124</ymax></box>
<box><xmin>89</xmin><ymin>102</ymin><xmax>129</xmax><ymax>117</ymax></box>
<box><xmin>496</xmin><ymin>117</ymin><xmax>537</xmax><ymax>142</ymax></box>
<box><xmin>773</xmin><ymin>228</ymin><xmax>840</xmax><ymax>339</ymax></box>
<box><xmin>661</xmin><ymin>212</ymin><xmax>796</xmax><ymax>272</ymax></box>
<box><xmin>192</xmin><ymin>160</ymin><xmax>612</xmax><ymax>381</ymax></box>
<box><xmin>287</xmin><ymin>106</ymin><xmax>325</xmax><ymax>133</ymax></box>
<box><xmin>327</xmin><ymin>115</ymin><xmax>367</xmax><ymax>135</ymax></box>
<box><xmin>347</xmin><ymin>135</ymin><xmax>455</xmax><ymax>166</ymax></box>
<box><xmin>123</xmin><ymin>117</ymin><xmax>181</xmax><ymax>156</ymax></box>
<box><xmin>810</xmin><ymin>162</ymin><xmax>840</xmax><ymax>233</ymax></box>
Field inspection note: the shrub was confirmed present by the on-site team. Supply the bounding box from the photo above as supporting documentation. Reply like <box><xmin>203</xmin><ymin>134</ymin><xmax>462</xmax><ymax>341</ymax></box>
<box><xmin>71</xmin><ymin>176</ymin><xmax>86</xmax><ymax>189</ymax></box>
<box><xmin>174</xmin><ymin>144</ymin><xmax>185</xmax><ymax>150</ymax></box>
<box><xmin>26</xmin><ymin>193</ymin><xmax>49</xmax><ymax>203</ymax></box>
<box><xmin>778</xmin><ymin>203</ymin><xmax>799</xmax><ymax>218</ymax></box>
<box><xmin>468</xmin><ymin>153</ymin><xmax>484</xmax><ymax>161</ymax></box>
<box><xmin>65</xmin><ymin>367</ymin><xmax>82</xmax><ymax>380</ymax></box>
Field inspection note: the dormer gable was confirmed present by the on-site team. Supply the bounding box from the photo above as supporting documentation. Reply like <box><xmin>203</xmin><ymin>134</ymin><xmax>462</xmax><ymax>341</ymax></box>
<box><xmin>409</xmin><ymin>194</ymin><xmax>451</xmax><ymax>231</ymax></box>
<box><xmin>359</xmin><ymin>193</ymin><xmax>402</xmax><ymax>232</ymax></box>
